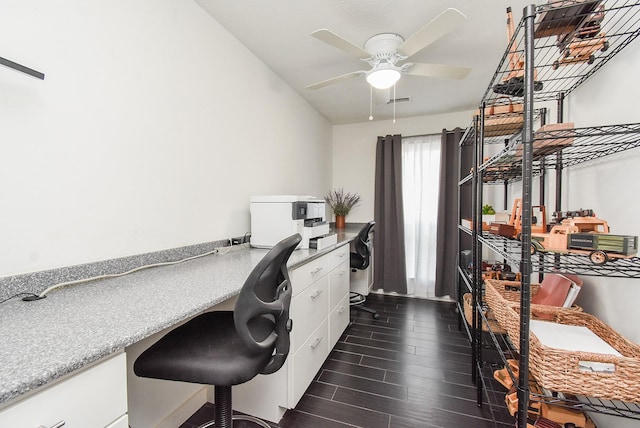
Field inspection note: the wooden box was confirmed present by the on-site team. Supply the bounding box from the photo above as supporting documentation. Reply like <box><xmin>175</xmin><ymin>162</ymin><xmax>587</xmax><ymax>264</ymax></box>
<box><xmin>483</xmin><ymin>212</ymin><xmax>510</xmax><ymax>225</ymax></box>
<box><xmin>489</xmin><ymin>223</ymin><xmax>516</xmax><ymax>238</ymax></box>
<box><xmin>532</xmin><ymin>122</ymin><xmax>575</xmax><ymax>155</ymax></box>
<box><xmin>473</xmin><ymin>99</ymin><xmax>525</xmax><ymax>138</ymax></box>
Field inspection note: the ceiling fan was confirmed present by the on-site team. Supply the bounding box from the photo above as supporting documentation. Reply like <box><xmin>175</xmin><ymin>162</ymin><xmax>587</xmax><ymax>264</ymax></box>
<box><xmin>305</xmin><ymin>8</ymin><xmax>472</xmax><ymax>91</ymax></box>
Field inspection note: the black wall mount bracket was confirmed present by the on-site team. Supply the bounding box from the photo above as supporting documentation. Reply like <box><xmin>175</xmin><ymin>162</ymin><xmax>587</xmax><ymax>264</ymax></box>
<box><xmin>0</xmin><ymin>55</ymin><xmax>44</xmax><ymax>80</ymax></box>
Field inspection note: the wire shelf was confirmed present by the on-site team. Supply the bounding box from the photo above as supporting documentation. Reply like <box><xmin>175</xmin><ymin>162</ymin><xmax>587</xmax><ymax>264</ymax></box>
<box><xmin>482</xmin><ymin>0</ymin><xmax>640</xmax><ymax>104</ymax></box>
<box><xmin>478</xmin><ymin>122</ymin><xmax>640</xmax><ymax>183</ymax></box>
<box><xmin>479</xmin><ymin>232</ymin><xmax>640</xmax><ymax>278</ymax></box>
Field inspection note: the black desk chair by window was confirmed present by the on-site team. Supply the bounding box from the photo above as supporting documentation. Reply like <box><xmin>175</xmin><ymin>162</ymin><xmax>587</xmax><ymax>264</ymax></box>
<box><xmin>134</xmin><ymin>233</ymin><xmax>301</xmax><ymax>428</ymax></box>
<box><xmin>350</xmin><ymin>221</ymin><xmax>379</xmax><ymax>320</ymax></box>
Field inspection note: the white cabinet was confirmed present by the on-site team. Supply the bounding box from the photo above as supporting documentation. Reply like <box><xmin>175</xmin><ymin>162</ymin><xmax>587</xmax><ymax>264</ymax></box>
<box><xmin>233</xmin><ymin>244</ymin><xmax>350</xmax><ymax>423</ymax></box>
<box><xmin>290</xmin><ymin>274</ymin><xmax>329</xmax><ymax>353</ymax></box>
<box><xmin>289</xmin><ymin>319</ymin><xmax>329</xmax><ymax>405</ymax></box>
<box><xmin>0</xmin><ymin>353</ymin><xmax>128</xmax><ymax>428</ymax></box>
<box><xmin>328</xmin><ymin>259</ymin><xmax>349</xmax><ymax>310</ymax></box>
<box><xmin>288</xmin><ymin>245</ymin><xmax>350</xmax><ymax>406</ymax></box>
<box><xmin>329</xmin><ymin>294</ymin><xmax>350</xmax><ymax>348</ymax></box>
<box><xmin>328</xmin><ymin>259</ymin><xmax>350</xmax><ymax>348</ymax></box>
<box><xmin>287</xmin><ymin>244</ymin><xmax>349</xmax><ymax>408</ymax></box>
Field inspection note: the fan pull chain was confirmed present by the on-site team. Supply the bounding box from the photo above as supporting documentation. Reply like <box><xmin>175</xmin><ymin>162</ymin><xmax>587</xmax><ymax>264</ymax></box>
<box><xmin>393</xmin><ymin>84</ymin><xmax>396</xmax><ymax>124</ymax></box>
<box><xmin>369</xmin><ymin>85</ymin><xmax>373</xmax><ymax>121</ymax></box>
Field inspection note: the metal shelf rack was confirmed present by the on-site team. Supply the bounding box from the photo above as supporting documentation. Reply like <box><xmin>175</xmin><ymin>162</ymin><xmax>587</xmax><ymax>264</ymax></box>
<box><xmin>457</xmin><ymin>1</ymin><xmax>640</xmax><ymax>426</ymax></box>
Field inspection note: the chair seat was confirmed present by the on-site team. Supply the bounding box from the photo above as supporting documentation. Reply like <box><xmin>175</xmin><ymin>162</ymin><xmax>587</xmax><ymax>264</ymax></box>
<box><xmin>134</xmin><ymin>311</ymin><xmax>276</xmax><ymax>387</ymax></box>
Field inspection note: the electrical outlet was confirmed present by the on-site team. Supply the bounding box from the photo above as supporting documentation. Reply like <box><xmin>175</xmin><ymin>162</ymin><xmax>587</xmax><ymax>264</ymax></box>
<box><xmin>231</xmin><ymin>238</ymin><xmax>242</xmax><ymax>245</ymax></box>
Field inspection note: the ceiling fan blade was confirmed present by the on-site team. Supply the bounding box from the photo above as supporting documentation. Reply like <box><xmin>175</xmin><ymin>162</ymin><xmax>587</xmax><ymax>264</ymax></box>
<box><xmin>311</xmin><ymin>29</ymin><xmax>370</xmax><ymax>58</ymax></box>
<box><xmin>398</xmin><ymin>8</ymin><xmax>467</xmax><ymax>57</ymax></box>
<box><xmin>305</xmin><ymin>71</ymin><xmax>365</xmax><ymax>90</ymax></box>
<box><xmin>406</xmin><ymin>63</ymin><xmax>471</xmax><ymax>80</ymax></box>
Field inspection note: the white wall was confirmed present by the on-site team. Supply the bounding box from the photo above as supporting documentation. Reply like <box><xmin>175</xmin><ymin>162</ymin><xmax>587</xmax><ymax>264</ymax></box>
<box><xmin>0</xmin><ymin>0</ymin><xmax>332</xmax><ymax>277</ymax></box>
<box><xmin>543</xmin><ymin>39</ymin><xmax>640</xmax><ymax>428</ymax></box>
<box><xmin>331</xmin><ymin>110</ymin><xmax>474</xmax><ymax>223</ymax></box>
<box><xmin>566</xmin><ymin>37</ymin><xmax>640</xmax><ymax>342</ymax></box>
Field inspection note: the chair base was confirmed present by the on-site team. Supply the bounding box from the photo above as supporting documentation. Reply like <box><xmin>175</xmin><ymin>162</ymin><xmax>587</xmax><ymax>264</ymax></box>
<box><xmin>195</xmin><ymin>385</ymin><xmax>271</xmax><ymax>428</ymax></box>
<box><xmin>350</xmin><ymin>292</ymin><xmax>380</xmax><ymax>319</ymax></box>
<box><xmin>197</xmin><ymin>414</ymin><xmax>271</xmax><ymax>428</ymax></box>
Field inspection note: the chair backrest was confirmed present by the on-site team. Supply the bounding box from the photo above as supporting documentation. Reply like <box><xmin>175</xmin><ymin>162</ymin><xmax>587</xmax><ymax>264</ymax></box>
<box><xmin>351</xmin><ymin>221</ymin><xmax>375</xmax><ymax>269</ymax></box>
<box><xmin>234</xmin><ymin>233</ymin><xmax>301</xmax><ymax>374</ymax></box>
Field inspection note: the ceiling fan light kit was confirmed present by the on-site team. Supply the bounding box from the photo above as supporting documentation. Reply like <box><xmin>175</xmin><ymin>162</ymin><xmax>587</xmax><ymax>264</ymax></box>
<box><xmin>366</xmin><ymin>65</ymin><xmax>401</xmax><ymax>89</ymax></box>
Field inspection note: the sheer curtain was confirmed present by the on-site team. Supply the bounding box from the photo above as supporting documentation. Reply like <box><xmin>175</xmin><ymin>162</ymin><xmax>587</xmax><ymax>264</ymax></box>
<box><xmin>402</xmin><ymin>134</ymin><xmax>441</xmax><ymax>298</ymax></box>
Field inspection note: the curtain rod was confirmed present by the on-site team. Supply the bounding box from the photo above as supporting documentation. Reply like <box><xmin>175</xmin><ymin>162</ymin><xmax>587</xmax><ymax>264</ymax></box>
<box><xmin>403</xmin><ymin>132</ymin><xmax>439</xmax><ymax>138</ymax></box>
<box><xmin>404</xmin><ymin>127</ymin><xmax>463</xmax><ymax>139</ymax></box>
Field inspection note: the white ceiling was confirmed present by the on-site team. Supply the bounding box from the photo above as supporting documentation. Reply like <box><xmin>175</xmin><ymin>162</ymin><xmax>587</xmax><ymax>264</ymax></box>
<box><xmin>195</xmin><ymin>0</ymin><xmax>537</xmax><ymax>125</ymax></box>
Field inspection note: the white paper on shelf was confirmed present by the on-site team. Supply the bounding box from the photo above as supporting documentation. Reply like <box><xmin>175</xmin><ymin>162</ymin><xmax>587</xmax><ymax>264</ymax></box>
<box><xmin>562</xmin><ymin>283</ymin><xmax>581</xmax><ymax>308</ymax></box>
<box><xmin>530</xmin><ymin>320</ymin><xmax>622</xmax><ymax>373</ymax></box>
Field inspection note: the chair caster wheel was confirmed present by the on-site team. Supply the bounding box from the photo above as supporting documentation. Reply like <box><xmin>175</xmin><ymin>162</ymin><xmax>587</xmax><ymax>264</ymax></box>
<box><xmin>373</xmin><ymin>313</ymin><xmax>380</xmax><ymax>320</ymax></box>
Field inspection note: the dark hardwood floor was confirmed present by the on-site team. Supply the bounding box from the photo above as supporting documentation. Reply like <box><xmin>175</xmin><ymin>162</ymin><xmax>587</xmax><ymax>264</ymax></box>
<box><xmin>180</xmin><ymin>293</ymin><xmax>514</xmax><ymax>428</ymax></box>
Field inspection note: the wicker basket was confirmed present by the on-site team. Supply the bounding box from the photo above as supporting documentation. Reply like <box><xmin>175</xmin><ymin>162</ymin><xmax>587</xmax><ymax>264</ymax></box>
<box><xmin>504</xmin><ymin>304</ymin><xmax>640</xmax><ymax>402</ymax></box>
<box><xmin>485</xmin><ymin>279</ymin><xmax>540</xmax><ymax>332</ymax></box>
<box><xmin>483</xmin><ymin>278</ymin><xmax>584</xmax><ymax>339</ymax></box>
<box><xmin>463</xmin><ymin>293</ymin><xmax>506</xmax><ymax>334</ymax></box>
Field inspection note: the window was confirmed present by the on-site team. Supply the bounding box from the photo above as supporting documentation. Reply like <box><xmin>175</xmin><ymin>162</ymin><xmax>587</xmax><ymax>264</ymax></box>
<box><xmin>402</xmin><ymin>134</ymin><xmax>441</xmax><ymax>298</ymax></box>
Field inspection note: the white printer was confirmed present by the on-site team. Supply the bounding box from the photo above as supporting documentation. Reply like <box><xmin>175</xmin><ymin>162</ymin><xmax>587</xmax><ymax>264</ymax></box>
<box><xmin>250</xmin><ymin>195</ymin><xmax>335</xmax><ymax>249</ymax></box>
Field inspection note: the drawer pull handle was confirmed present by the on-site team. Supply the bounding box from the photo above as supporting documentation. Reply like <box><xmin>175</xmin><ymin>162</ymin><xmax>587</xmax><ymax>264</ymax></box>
<box><xmin>39</xmin><ymin>422</ymin><xmax>65</xmax><ymax>428</ymax></box>
<box><xmin>338</xmin><ymin>270</ymin><xmax>347</xmax><ymax>276</ymax></box>
<box><xmin>310</xmin><ymin>267</ymin><xmax>324</xmax><ymax>275</ymax></box>
<box><xmin>337</xmin><ymin>253</ymin><xmax>346</xmax><ymax>257</ymax></box>
<box><xmin>310</xmin><ymin>289</ymin><xmax>323</xmax><ymax>299</ymax></box>
<box><xmin>310</xmin><ymin>337</ymin><xmax>323</xmax><ymax>349</ymax></box>
<box><xmin>338</xmin><ymin>306</ymin><xmax>346</xmax><ymax>313</ymax></box>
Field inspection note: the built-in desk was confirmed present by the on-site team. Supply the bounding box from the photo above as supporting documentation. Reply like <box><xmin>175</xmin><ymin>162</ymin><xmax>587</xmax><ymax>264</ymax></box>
<box><xmin>0</xmin><ymin>232</ymin><xmax>356</xmax><ymax>427</ymax></box>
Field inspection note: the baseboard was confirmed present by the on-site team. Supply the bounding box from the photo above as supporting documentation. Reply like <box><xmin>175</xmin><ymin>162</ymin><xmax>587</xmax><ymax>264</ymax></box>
<box><xmin>156</xmin><ymin>387</ymin><xmax>208</xmax><ymax>428</ymax></box>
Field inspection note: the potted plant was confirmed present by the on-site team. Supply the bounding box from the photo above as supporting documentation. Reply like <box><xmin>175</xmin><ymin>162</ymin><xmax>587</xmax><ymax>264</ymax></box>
<box><xmin>481</xmin><ymin>204</ymin><xmax>510</xmax><ymax>230</ymax></box>
<box><xmin>324</xmin><ymin>188</ymin><xmax>360</xmax><ymax>229</ymax></box>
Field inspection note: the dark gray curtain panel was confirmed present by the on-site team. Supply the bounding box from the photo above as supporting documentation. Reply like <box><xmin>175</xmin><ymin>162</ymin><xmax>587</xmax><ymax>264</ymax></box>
<box><xmin>374</xmin><ymin>134</ymin><xmax>407</xmax><ymax>294</ymax></box>
<box><xmin>435</xmin><ymin>127</ymin><xmax>463</xmax><ymax>297</ymax></box>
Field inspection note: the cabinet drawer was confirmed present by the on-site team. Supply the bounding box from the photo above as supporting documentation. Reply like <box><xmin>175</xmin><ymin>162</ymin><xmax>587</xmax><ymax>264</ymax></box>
<box><xmin>290</xmin><ymin>255</ymin><xmax>329</xmax><ymax>297</ymax></box>
<box><xmin>288</xmin><ymin>319</ymin><xmax>329</xmax><ymax>408</ymax></box>
<box><xmin>327</xmin><ymin>245</ymin><xmax>350</xmax><ymax>271</ymax></box>
<box><xmin>290</xmin><ymin>274</ymin><xmax>329</xmax><ymax>353</ymax></box>
<box><xmin>329</xmin><ymin>294</ymin><xmax>350</xmax><ymax>349</ymax></box>
<box><xmin>0</xmin><ymin>353</ymin><xmax>127</xmax><ymax>428</ymax></box>
<box><xmin>329</xmin><ymin>260</ymin><xmax>350</xmax><ymax>310</ymax></box>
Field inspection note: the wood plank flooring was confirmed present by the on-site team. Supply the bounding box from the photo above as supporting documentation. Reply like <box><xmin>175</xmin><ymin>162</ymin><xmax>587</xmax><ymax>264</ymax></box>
<box><xmin>180</xmin><ymin>293</ymin><xmax>514</xmax><ymax>428</ymax></box>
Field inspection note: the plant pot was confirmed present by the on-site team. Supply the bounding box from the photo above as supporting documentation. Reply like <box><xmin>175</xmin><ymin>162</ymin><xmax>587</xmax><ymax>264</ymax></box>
<box><xmin>335</xmin><ymin>215</ymin><xmax>345</xmax><ymax>229</ymax></box>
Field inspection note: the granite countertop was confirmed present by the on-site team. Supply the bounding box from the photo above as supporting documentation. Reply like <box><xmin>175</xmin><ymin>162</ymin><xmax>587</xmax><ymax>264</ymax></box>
<box><xmin>0</xmin><ymin>232</ymin><xmax>357</xmax><ymax>406</ymax></box>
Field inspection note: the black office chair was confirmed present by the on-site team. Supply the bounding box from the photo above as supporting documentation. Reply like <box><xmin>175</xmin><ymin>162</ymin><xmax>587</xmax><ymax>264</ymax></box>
<box><xmin>134</xmin><ymin>233</ymin><xmax>301</xmax><ymax>428</ymax></box>
<box><xmin>350</xmin><ymin>221</ymin><xmax>379</xmax><ymax>320</ymax></box>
